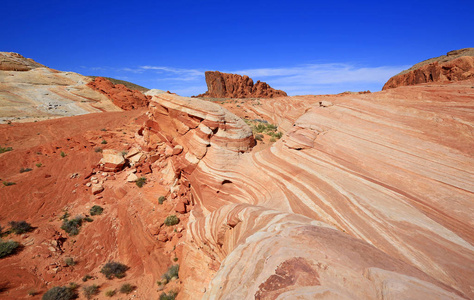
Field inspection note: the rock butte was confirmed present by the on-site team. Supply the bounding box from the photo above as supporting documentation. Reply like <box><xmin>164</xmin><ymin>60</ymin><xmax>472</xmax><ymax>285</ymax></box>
<box><xmin>0</xmin><ymin>51</ymin><xmax>473</xmax><ymax>299</ymax></box>
<box><xmin>196</xmin><ymin>71</ymin><xmax>288</xmax><ymax>98</ymax></box>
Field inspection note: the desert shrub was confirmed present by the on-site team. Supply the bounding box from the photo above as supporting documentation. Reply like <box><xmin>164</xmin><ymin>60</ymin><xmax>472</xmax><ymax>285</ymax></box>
<box><xmin>9</xmin><ymin>221</ymin><xmax>32</xmax><ymax>234</ymax></box>
<box><xmin>84</xmin><ymin>217</ymin><xmax>93</xmax><ymax>223</ymax></box>
<box><xmin>60</xmin><ymin>151</ymin><xmax>66</xmax><ymax>157</ymax></box>
<box><xmin>82</xmin><ymin>274</ymin><xmax>93</xmax><ymax>282</ymax></box>
<box><xmin>0</xmin><ymin>240</ymin><xmax>19</xmax><ymax>258</ymax></box>
<box><xmin>36</xmin><ymin>163</ymin><xmax>42</xmax><ymax>167</ymax></box>
<box><xmin>162</xmin><ymin>264</ymin><xmax>179</xmax><ymax>282</ymax></box>
<box><xmin>59</xmin><ymin>211</ymin><xmax>70</xmax><ymax>220</ymax></box>
<box><xmin>0</xmin><ymin>146</ymin><xmax>13</xmax><ymax>154</ymax></box>
<box><xmin>159</xmin><ymin>291</ymin><xmax>177</xmax><ymax>300</ymax></box>
<box><xmin>100</xmin><ymin>261</ymin><xmax>128</xmax><ymax>279</ymax></box>
<box><xmin>105</xmin><ymin>289</ymin><xmax>116</xmax><ymax>297</ymax></box>
<box><xmin>101</xmin><ymin>140</ymin><xmax>107</xmax><ymax>145</ymax></box>
<box><xmin>3</xmin><ymin>181</ymin><xmax>16</xmax><ymax>186</ymax></box>
<box><xmin>61</xmin><ymin>217</ymin><xmax>83</xmax><ymax>236</ymax></box>
<box><xmin>164</xmin><ymin>215</ymin><xmax>179</xmax><ymax>226</ymax></box>
<box><xmin>94</xmin><ymin>147</ymin><xmax>103</xmax><ymax>153</ymax></box>
<box><xmin>135</xmin><ymin>177</ymin><xmax>146</xmax><ymax>188</ymax></box>
<box><xmin>64</xmin><ymin>257</ymin><xmax>76</xmax><ymax>266</ymax></box>
<box><xmin>20</xmin><ymin>168</ymin><xmax>33</xmax><ymax>173</ymax></box>
<box><xmin>269</xmin><ymin>137</ymin><xmax>276</xmax><ymax>143</ymax></box>
<box><xmin>100</xmin><ymin>128</ymin><xmax>107</xmax><ymax>132</ymax></box>
<box><xmin>158</xmin><ymin>196</ymin><xmax>166</xmax><ymax>204</ymax></box>
<box><xmin>68</xmin><ymin>282</ymin><xmax>78</xmax><ymax>290</ymax></box>
<box><xmin>119</xmin><ymin>283</ymin><xmax>134</xmax><ymax>294</ymax></box>
<box><xmin>82</xmin><ymin>284</ymin><xmax>99</xmax><ymax>299</ymax></box>
<box><xmin>254</xmin><ymin>134</ymin><xmax>264</xmax><ymax>141</ymax></box>
<box><xmin>42</xmin><ymin>286</ymin><xmax>76</xmax><ymax>300</ymax></box>
<box><xmin>90</xmin><ymin>205</ymin><xmax>103</xmax><ymax>216</ymax></box>
<box><xmin>173</xmin><ymin>257</ymin><xmax>178</xmax><ymax>262</ymax></box>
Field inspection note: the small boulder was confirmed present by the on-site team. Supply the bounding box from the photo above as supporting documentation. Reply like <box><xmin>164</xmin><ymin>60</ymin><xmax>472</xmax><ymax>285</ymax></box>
<box><xmin>91</xmin><ymin>184</ymin><xmax>104</xmax><ymax>195</ymax></box>
<box><xmin>99</xmin><ymin>149</ymin><xmax>125</xmax><ymax>172</ymax></box>
<box><xmin>126</xmin><ymin>173</ymin><xmax>138</xmax><ymax>182</ymax></box>
<box><xmin>175</xmin><ymin>202</ymin><xmax>186</xmax><ymax>214</ymax></box>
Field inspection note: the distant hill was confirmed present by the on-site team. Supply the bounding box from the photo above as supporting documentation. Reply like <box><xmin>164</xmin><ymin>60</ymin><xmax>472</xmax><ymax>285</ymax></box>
<box><xmin>88</xmin><ymin>76</ymin><xmax>150</xmax><ymax>93</ymax></box>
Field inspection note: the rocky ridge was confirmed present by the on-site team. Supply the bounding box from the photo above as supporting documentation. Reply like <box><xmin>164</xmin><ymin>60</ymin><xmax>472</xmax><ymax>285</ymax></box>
<box><xmin>196</xmin><ymin>71</ymin><xmax>287</xmax><ymax>98</ymax></box>
<box><xmin>87</xmin><ymin>77</ymin><xmax>151</xmax><ymax>110</ymax></box>
<box><xmin>383</xmin><ymin>48</ymin><xmax>474</xmax><ymax>89</ymax></box>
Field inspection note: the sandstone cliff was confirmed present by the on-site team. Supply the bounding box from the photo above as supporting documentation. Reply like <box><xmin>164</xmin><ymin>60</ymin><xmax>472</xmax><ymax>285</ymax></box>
<box><xmin>383</xmin><ymin>48</ymin><xmax>474</xmax><ymax>89</ymax></box>
<box><xmin>196</xmin><ymin>71</ymin><xmax>287</xmax><ymax>98</ymax></box>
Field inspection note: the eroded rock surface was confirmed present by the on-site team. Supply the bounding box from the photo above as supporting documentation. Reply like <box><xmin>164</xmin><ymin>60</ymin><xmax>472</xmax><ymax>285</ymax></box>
<box><xmin>87</xmin><ymin>77</ymin><xmax>151</xmax><ymax>110</ymax></box>
<box><xmin>383</xmin><ymin>48</ymin><xmax>474</xmax><ymax>89</ymax></box>
<box><xmin>196</xmin><ymin>71</ymin><xmax>287</xmax><ymax>98</ymax></box>
<box><xmin>153</xmin><ymin>81</ymin><xmax>474</xmax><ymax>299</ymax></box>
<box><xmin>0</xmin><ymin>52</ymin><xmax>46</xmax><ymax>71</ymax></box>
<box><xmin>0</xmin><ymin>53</ymin><xmax>123</xmax><ymax>123</ymax></box>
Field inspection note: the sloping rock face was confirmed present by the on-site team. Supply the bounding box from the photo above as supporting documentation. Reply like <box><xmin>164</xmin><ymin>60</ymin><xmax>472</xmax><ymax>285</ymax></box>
<box><xmin>383</xmin><ymin>48</ymin><xmax>474</xmax><ymax>89</ymax></box>
<box><xmin>87</xmin><ymin>77</ymin><xmax>151</xmax><ymax>110</ymax></box>
<box><xmin>142</xmin><ymin>80</ymin><xmax>474</xmax><ymax>299</ymax></box>
<box><xmin>196</xmin><ymin>71</ymin><xmax>287</xmax><ymax>98</ymax></box>
<box><xmin>0</xmin><ymin>52</ymin><xmax>123</xmax><ymax>123</ymax></box>
<box><xmin>0</xmin><ymin>52</ymin><xmax>45</xmax><ymax>71</ymax></box>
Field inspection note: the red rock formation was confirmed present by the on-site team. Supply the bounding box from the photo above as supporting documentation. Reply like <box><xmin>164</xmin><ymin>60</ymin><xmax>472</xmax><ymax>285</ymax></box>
<box><xmin>196</xmin><ymin>71</ymin><xmax>287</xmax><ymax>98</ymax></box>
<box><xmin>87</xmin><ymin>77</ymin><xmax>151</xmax><ymax>110</ymax></box>
<box><xmin>0</xmin><ymin>52</ymin><xmax>46</xmax><ymax>71</ymax></box>
<box><xmin>383</xmin><ymin>48</ymin><xmax>474</xmax><ymax>89</ymax></box>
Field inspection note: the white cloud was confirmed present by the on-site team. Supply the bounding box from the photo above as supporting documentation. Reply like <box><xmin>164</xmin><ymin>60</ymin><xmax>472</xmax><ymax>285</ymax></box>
<box><xmin>79</xmin><ymin>63</ymin><xmax>408</xmax><ymax>96</ymax></box>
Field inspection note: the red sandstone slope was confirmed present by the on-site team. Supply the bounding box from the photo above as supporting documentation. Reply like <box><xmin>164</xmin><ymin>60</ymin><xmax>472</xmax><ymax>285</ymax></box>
<box><xmin>87</xmin><ymin>77</ymin><xmax>151</xmax><ymax>110</ymax></box>
<box><xmin>383</xmin><ymin>48</ymin><xmax>474</xmax><ymax>89</ymax></box>
<box><xmin>196</xmin><ymin>71</ymin><xmax>287</xmax><ymax>98</ymax></box>
<box><xmin>0</xmin><ymin>110</ymin><xmax>190</xmax><ymax>299</ymax></box>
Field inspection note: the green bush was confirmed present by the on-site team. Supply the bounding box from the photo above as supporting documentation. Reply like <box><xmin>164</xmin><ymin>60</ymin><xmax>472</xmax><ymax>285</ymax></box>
<box><xmin>101</xmin><ymin>140</ymin><xmax>107</xmax><ymax>145</ymax></box>
<box><xmin>162</xmin><ymin>264</ymin><xmax>179</xmax><ymax>282</ymax></box>
<box><xmin>20</xmin><ymin>168</ymin><xmax>33</xmax><ymax>173</ymax></box>
<box><xmin>64</xmin><ymin>257</ymin><xmax>76</xmax><ymax>266</ymax></box>
<box><xmin>3</xmin><ymin>181</ymin><xmax>16</xmax><ymax>186</ymax></box>
<box><xmin>270</xmin><ymin>137</ymin><xmax>276</xmax><ymax>143</ymax></box>
<box><xmin>100</xmin><ymin>261</ymin><xmax>128</xmax><ymax>279</ymax></box>
<box><xmin>164</xmin><ymin>215</ymin><xmax>179</xmax><ymax>226</ymax></box>
<box><xmin>159</xmin><ymin>291</ymin><xmax>177</xmax><ymax>300</ymax></box>
<box><xmin>0</xmin><ymin>239</ymin><xmax>19</xmax><ymax>258</ymax></box>
<box><xmin>94</xmin><ymin>147</ymin><xmax>103</xmax><ymax>153</ymax></box>
<box><xmin>42</xmin><ymin>286</ymin><xmax>76</xmax><ymax>300</ymax></box>
<box><xmin>61</xmin><ymin>217</ymin><xmax>83</xmax><ymax>236</ymax></box>
<box><xmin>82</xmin><ymin>274</ymin><xmax>93</xmax><ymax>282</ymax></box>
<box><xmin>9</xmin><ymin>221</ymin><xmax>33</xmax><ymax>234</ymax></box>
<box><xmin>119</xmin><ymin>283</ymin><xmax>134</xmax><ymax>294</ymax></box>
<box><xmin>82</xmin><ymin>284</ymin><xmax>99</xmax><ymax>299</ymax></box>
<box><xmin>105</xmin><ymin>289</ymin><xmax>116</xmax><ymax>297</ymax></box>
<box><xmin>255</xmin><ymin>134</ymin><xmax>264</xmax><ymax>141</ymax></box>
<box><xmin>135</xmin><ymin>177</ymin><xmax>146</xmax><ymax>188</ymax></box>
<box><xmin>0</xmin><ymin>146</ymin><xmax>13</xmax><ymax>154</ymax></box>
<box><xmin>60</xmin><ymin>151</ymin><xmax>66</xmax><ymax>157</ymax></box>
<box><xmin>36</xmin><ymin>163</ymin><xmax>42</xmax><ymax>167</ymax></box>
<box><xmin>90</xmin><ymin>205</ymin><xmax>104</xmax><ymax>216</ymax></box>
<box><xmin>158</xmin><ymin>196</ymin><xmax>166</xmax><ymax>204</ymax></box>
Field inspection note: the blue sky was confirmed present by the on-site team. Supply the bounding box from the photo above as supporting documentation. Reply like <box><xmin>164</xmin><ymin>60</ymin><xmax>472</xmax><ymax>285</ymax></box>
<box><xmin>2</xmin><ymin>0</ymin><xmax>473</xmax><ymax>96</ymax></box>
